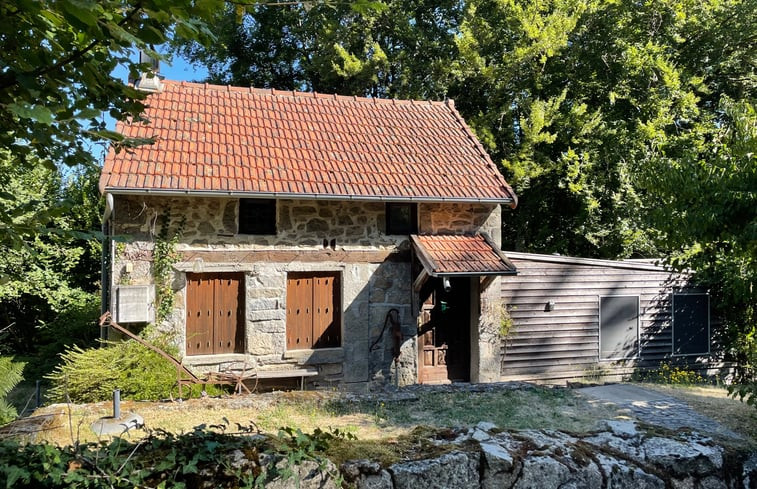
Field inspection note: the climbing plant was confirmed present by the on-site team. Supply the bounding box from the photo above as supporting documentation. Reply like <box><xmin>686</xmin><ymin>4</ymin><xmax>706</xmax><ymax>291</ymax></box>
<box><xmin>152</xmin><ymin>210</ymin><xmax>185</xmax><ymax>324</ymax></box>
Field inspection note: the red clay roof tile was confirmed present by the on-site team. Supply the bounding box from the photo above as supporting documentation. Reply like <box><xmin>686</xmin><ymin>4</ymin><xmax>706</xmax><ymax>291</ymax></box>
<box><xmin>100</xmin><ymin>80</ymin><xmax>516</xmax><ymax>204</ymax></box>
<box><xmin>411</xmin><ymin>234</ymin><xmax>516</xmax><ymax>276</ymax></box>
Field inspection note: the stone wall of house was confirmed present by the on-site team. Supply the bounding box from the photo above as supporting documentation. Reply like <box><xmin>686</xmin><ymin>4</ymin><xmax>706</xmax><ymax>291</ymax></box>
<box><xmin>108</xmin><ymin>194</ymin><xmax>501</xmax><ymax>388</ymax></box>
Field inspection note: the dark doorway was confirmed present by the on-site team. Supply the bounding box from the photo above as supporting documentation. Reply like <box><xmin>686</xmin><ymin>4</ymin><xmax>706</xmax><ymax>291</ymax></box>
<box><xmin>418</xmin><ymin>277</ymin><xmax>471</xmax><ymax>383</ymax></box>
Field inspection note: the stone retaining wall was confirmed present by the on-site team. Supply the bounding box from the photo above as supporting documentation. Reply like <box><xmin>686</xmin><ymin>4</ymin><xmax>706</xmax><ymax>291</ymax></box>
<box><xmin>340</xmin><ymin>421</ymin><xmax>757</xmax><ymax>489</ymax></box>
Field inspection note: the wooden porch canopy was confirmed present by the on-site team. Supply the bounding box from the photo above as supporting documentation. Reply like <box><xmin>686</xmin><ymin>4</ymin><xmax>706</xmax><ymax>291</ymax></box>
<box><xmin>411</xmin><ymin>233</ymin><xmax>516</xmax><ymax>291</ymax></box>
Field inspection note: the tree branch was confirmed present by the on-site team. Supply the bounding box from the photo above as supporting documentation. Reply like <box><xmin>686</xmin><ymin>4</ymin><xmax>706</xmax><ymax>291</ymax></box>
<box><xmin>0</xmin><ymin>3</ymin><xmax>144</xmax><ymax>91</ymax></box>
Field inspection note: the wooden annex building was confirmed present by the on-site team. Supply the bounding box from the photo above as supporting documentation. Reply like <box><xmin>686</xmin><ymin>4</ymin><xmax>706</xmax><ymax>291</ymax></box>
<box><xmin>499</xmin><ymin>252</ymin><xmax>718</xmax><ymax>383</ymax></box>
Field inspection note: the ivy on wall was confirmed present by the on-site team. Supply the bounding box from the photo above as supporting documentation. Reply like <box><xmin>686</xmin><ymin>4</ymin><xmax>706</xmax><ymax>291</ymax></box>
<box><xmin>152</xmin><ymin>209</ymin><xmax>185</xmax><ymax>324</ymax></box>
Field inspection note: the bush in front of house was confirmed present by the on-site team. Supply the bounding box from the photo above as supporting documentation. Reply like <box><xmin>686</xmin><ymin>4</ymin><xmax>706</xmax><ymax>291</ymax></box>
<box><xmin>46</xmin><ymin>331</ymin><xmax>181</xmax><ymax>403</ymax></box>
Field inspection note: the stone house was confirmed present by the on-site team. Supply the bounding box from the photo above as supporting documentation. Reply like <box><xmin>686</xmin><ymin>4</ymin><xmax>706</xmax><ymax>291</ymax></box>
<box><xmin>100</xmin><ymin>79</ymin><xmax>518</xmax><ymax>390</ymax></box>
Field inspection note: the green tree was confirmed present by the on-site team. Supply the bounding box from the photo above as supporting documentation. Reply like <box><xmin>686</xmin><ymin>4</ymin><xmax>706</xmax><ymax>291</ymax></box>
<box><xmin>0</xmin><ymin>0</ymin><xmax>218</xmax><ymax>247</ymax></box>
<box><xmin>171</xmin><ymin>0</ymin><xmax>460</xmax><ymax>99</ymax></box>
<box><xmin>0</xmin><ymin>152</ymin><xmax>101</xmax><ymax>357</ymax></box>
<box><xmin>643</xmin><ymin>96</ymin><xmax>756</xmax><ymax>401</ymax></box>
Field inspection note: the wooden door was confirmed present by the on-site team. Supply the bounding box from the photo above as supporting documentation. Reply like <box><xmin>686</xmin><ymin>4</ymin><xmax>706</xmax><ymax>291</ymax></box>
<box><xmin>418</xmin><ymin>278</ymin><xmax>470</xmax><ymax>383</ymax></box>
<box><xmin>186</xmin><ymin>273</ymin><xmax>244</xmax><ymax>355</ymax></box>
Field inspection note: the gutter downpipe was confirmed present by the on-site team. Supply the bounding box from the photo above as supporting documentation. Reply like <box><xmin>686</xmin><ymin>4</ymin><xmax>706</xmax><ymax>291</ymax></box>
<box><xmin>100</xmin><ymin>193</ymin><xmax>114</xmax><ymax>338</ymax></box>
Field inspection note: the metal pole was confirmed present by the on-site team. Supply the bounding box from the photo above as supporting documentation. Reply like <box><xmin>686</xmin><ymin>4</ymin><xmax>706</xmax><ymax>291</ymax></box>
<box><xmin>35</xmin><ymin>380</ymin><xmax>41</xmax><ymax>408</ymax></box>
<box><xmin>113</xmin><ymin>389</ymin><xmax>121</xmax><ymax>419</ymax></box>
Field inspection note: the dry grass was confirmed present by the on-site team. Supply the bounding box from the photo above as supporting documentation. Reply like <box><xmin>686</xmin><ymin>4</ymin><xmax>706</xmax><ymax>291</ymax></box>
<box><xmin>636</xmin><ymin>383</ymin><xmax>757</xmax><ymax>444</ymax></box>
<box><xmin>29</xmin><ymin>386</ymin><xmax>622</xmax><ymax>448</ymax></box>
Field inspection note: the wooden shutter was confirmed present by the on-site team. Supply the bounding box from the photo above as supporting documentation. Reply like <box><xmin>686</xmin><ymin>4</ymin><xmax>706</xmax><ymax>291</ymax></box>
<box><xmin>287</xmin><ymin>272</ymin><xmax>340</xmax><ymax>350</ymax></box>
<box><xmin>313</xmin><ymin>274</ymin><xmax>340</xmax><ymax>348</ymax></box>
<box><xmin>186</xmin><ymin>274</ymin><xmax>214</xmax><ymax>355</ymax></box>
<box><xmin>287</xmin><ymin>275</ymin><xmax>313</xmax><ymax>349</ymax></box>
<box><xmin>214</xmin><ymin>275</ymin><xmax>243</xmax><ymax>354</ymax></box>
<box><xmin>186</xmin><ymin>273</ymin><xmax>244</xmax><ymax>355</ymax></box>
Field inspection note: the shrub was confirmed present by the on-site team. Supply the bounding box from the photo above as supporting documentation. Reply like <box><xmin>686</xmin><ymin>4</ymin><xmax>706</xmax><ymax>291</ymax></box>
<box><xmin>633</xmin><ymin>362</ymin><xmax>705</xmax><ymax>385</ymax></box>
<box><xmin>0</xmin><ymin>423</ymin><xmax>345</xmax><ymax>488</ymax></box>
<box><xmin>0</xmin><ymin>358</ymin><xmax>23</xmax><ymax>424</ymax></box>
<box><xmin>46</xmin><ymin>328</ymin><xmax>190</xmax><ymax>403</ymax></box>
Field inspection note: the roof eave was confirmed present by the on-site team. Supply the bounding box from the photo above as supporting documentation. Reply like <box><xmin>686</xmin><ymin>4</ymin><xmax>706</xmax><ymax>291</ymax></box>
<box><xmin>433</xmin><ymin>270</ymin><xmax>517</xmax><ymax>277</ymax></box>
<box><xmin>101</xmin><ymin>187</ymin><xmax>515</xmax><ymax>205</ymax></box>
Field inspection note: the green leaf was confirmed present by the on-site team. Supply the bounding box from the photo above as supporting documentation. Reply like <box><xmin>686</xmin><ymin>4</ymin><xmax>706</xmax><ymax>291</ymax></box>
<box><xmin>7</xmin><ymin>103</ymin><xmax>54</xmax><ymax>125</ymax></box>
<box><xmin>60</xmin><ymin>0</ymin><xmax>99</xmax><ymax>27</ymax></box>
<box><xmin>75</xmin><ymin>107</ymin><xmax>102</xmax><ymax>120</ymax></box>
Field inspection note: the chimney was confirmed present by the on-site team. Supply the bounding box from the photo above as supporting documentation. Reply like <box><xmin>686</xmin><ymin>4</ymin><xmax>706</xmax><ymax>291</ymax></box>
<box><xmin>133</xmin><ymin>51</ymin><xmax>163</xmax><ymax>92</ymax></box>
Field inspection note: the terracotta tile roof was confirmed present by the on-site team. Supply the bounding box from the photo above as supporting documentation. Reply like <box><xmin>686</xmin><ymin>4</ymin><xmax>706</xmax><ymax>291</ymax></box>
<box><xmin>411</xmin><ymin>234</ymin><xmax>516</xmax><ymax>275</ymax></box>
<box><xmin>100</xmin><ymin>80</ymin><xmax>517</xmax><ymax>204</ymax></box>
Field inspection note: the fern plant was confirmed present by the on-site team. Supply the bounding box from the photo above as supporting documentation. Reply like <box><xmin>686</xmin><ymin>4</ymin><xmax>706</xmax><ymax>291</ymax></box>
<box><xmin>0</xmin><ymin>358</ymin><xmax>23</xmax><ymax>425</ymax></box>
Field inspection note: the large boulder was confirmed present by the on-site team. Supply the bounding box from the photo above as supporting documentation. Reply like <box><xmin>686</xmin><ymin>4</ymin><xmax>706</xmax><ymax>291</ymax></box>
<box><xmin>390</xmin><ymin>451</ymin><xmax>479</xmax><ymax>489</ymax></box>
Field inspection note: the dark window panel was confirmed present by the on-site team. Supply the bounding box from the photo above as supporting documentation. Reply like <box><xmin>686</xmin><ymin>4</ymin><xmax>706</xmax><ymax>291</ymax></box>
<box><xmin>386</xmin><ymin>203</ymin><xmax>418</xmax><ymax>235</ymax></box>
<box><xmin>239</xmin><ymin>199</ymin><xmax>276</xmax><ymax>235</ymax></box>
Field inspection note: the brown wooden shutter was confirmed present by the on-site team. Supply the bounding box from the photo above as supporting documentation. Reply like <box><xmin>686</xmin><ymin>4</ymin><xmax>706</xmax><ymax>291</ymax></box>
<box><xmin>287</xmin><ymin>272</ymin><xmax>340</xmax><ymax>350</ymax></box>
<box><xmin>287</xmin><ymin>276</ymin><xmax>313</xmax><ymax>349</ymax></box>
<box><xmin>186</xmin><ymin>274</ymin><xmax>214</xmax><ymax>355</ymax></box>
<box><xmin>215</xmin><ymin>275</ymin><xmax>243</xmax><ymax>353</ymax></box>
<box><xmin>313</xmin><ymin>274</ymin><xmax>340</xmax><ymax>348</ymax></box>
<box><xmin>186</xmin><ymin>273</ymin><xmax>243</xmax><ymax>355</ymax></box>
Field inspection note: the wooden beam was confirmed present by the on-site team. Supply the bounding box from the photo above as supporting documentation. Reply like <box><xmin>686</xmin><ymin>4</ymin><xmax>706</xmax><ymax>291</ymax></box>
<box><xmin>413</xmin><ymin>269</ymin><xmax>430</xmax><ymax>292</ymax></box>
<box><xmin>480</xmin><ymin>275</ymin><xmax>497</xmax><ymax>291</ymax></box>
<box><xmin>409</xmin><ymin>235</ymin><xmax>440</xmax><ymax>275</ymax></box>
<box><xmin>180</xmin><ymin>249</ymin><xmax>410</xmax><ymax>264</ymax></box>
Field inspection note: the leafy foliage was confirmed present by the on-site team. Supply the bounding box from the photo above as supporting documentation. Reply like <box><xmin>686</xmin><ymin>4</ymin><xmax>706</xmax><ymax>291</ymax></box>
<box><xmin>171</xmin><ymin>0</ymin><xmax>460</xmax><ymax>99</ymax></box>
<box><xmin>153</xmin><ymin>210</ymin><xmax>185</xmax><ymax>324</ymax></box>
<box><xmin>46</xmin><ymin>330</ymin><xmax>183</xmax><ymax>403</ymax></box>
<box><xmin>0</xmin><ymin>153</ymin><xmax>102</xmax><ymax>358</ymax></box>
<box><xmin>0</xmin><ymin>423</ymin><xmax>346</xmax><ymax>488</ymax></box>
<box><xmin>0</xmin><ymin>0</ymin><xmax>218</xmax><ymax>248</ymax></box>
<box><xmin>0</xmin><ymin>358</ymin><xmax>24</xmax><ymax>425</ymax></box>
<box><xmin>642</xmin><ymin>95</ymin><xmax>756</xmax><ymax>405</ymax></box>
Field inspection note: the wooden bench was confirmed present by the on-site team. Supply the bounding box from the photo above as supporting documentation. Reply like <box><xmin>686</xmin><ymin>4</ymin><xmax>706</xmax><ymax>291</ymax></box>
<box><xmin>249</xmin><ymin>368</ymin><xmax>319</xmax><ymax>391</ymax></box>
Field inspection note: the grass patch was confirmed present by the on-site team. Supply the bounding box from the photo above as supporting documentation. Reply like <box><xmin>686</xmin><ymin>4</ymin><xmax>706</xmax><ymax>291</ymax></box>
<box><xmin>327</xmin><ymin>387</ymin><xmax>619</xmax><ymax>433</ymax></box>
<box><xmin>636</xmin><ymin>383</ymin><xmax>757</xmax><ymax>445</ymax></box>
<box><xmin>28</xmin><ymin>387</ymin><xmax>621</xmax><ymax>448</ymax></box>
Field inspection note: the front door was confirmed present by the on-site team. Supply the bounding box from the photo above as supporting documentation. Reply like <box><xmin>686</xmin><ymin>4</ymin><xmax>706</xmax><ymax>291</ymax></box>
<box><xmin>418</xmin><ymin>277</ymin><xmax>470</xmax><ymax>383</ymax></box>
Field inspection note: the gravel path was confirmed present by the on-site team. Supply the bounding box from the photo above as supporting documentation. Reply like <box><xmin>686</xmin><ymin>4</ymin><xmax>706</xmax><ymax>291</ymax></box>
<box><xmin>577</xmin><ymin>383</ymin><xmax>744</xmax><ymax>440</ymax></box>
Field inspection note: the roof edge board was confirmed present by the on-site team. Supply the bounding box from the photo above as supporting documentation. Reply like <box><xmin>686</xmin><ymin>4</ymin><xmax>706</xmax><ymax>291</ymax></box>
<box><xmin>436</xmin><ymin>270</ymin><xmax>518</xmax><ymax>277</ymax></box>
<box><xmin>502</xmin><ymin>251</ymin><xmax>677</xmax><ymax>273</ymax></box>
<box><xmin>102</xmin><ymin>188</ymin><xmax>514</xmax><ymax>205</ymax></box>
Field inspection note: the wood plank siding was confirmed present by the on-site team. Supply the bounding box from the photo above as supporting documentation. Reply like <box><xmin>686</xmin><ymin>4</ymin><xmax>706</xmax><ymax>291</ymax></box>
<box><xmin>499</xmin><ymin>253</ymin><xmax>715</xmax><ymax>382</ymax></box>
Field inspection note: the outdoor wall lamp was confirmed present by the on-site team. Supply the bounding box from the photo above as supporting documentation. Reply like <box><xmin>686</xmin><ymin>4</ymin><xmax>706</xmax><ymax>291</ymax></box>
<box><xmin>545</xmin><ymin>300</ymin><xmax>555</xmax><ymax>312</ymax></box>
<box><xmin>443</xmin><ymin>277</ymin><xmax>452</xmax><ymax>292</ymax></box>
